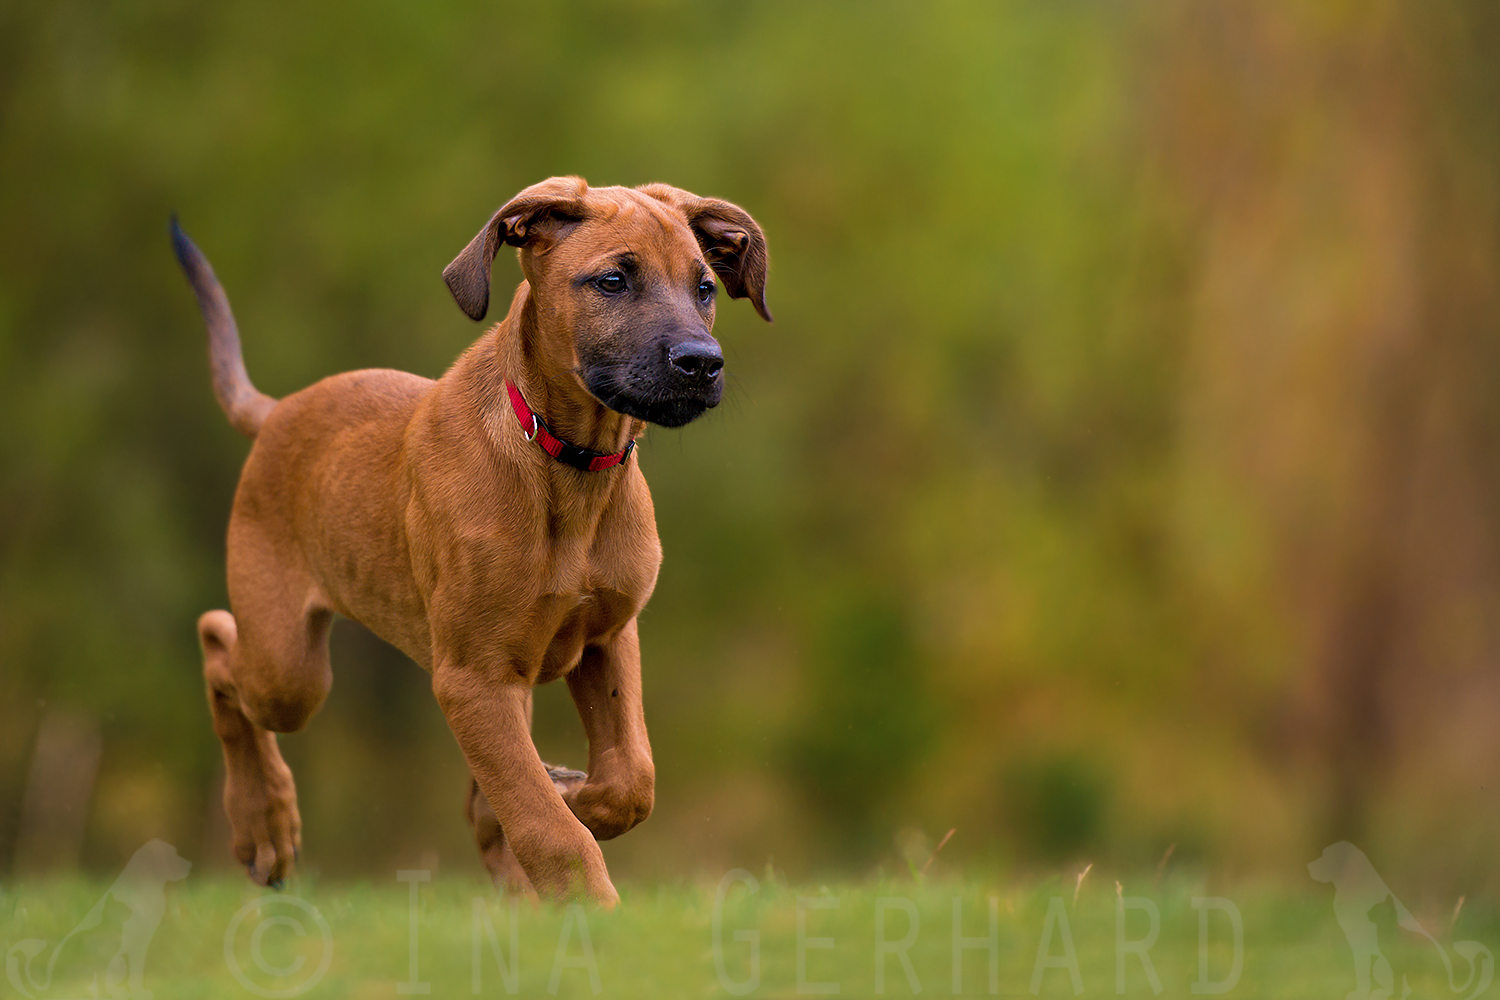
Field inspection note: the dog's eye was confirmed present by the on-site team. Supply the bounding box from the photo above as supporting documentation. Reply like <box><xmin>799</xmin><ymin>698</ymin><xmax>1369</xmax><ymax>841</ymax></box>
<box><xmin>697</xmin><ymin>280</ymin><xmax>716</xmax><ymax>303</ymax></box>
<box><xmin>595</xmin><ymin>272</ymin><xmax>628</xmax><ymax>295</ymax></box>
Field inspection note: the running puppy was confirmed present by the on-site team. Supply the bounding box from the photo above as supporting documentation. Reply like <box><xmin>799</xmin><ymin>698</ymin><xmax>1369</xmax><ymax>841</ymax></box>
<box><xmin>173</xmin><ymin>177</ymin><xmax>770</xmax><ymax>905</ymax></box>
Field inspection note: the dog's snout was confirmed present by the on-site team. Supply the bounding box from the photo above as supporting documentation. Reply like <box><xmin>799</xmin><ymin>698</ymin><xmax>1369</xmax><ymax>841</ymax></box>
<box><xmin>668</xmin><ymin>341</ymin><xmax>724</xmax><ymax>381</ymax></box>
<box><xmin>581</xmin><ymin>333</ymin><xmax>724</xmax><ymax>427</ymax></box>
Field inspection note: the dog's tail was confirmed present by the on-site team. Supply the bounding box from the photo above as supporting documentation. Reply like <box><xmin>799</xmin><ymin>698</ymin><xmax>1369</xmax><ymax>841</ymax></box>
<box><xmin>170</xmin><ymin>217</ymin><xmax>277</xmax><ymax>438</ymax></box>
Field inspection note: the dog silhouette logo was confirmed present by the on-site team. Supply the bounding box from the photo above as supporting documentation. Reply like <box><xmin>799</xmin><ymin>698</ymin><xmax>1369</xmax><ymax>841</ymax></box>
<box><xmin>6</xmin><ymin>839</ymin><xmax>191</xmax><ymax>1000</ymax></box>
<box><xmin>1309</xmin><ymin>841</ymin><xmax>1493</xmax><ymax>1000</ymax></box>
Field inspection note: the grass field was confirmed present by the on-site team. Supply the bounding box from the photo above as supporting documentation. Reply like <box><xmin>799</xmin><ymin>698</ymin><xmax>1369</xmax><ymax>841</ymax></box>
<box><xmin>3</xmin><ymin>867</ymin><xmax>1495</xmax><ymax>998</ymax></box>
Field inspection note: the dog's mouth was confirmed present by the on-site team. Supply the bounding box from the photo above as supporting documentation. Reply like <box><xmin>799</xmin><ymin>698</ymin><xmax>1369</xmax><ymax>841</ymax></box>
<box><xmin>584</xmin><ymin>372</ymin><xmax>722</xmax><ymax>428</ymax></box>
<box><xmin>579</xmin><ymin>341</ymin><xmax>724</xmax><ymax>428</ymax></box>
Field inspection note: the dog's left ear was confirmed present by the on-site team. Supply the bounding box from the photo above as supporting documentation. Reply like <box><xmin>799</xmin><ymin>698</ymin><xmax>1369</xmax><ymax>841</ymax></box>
<box><xmin>444</xmin><ymin>176</ymin><xmax>590</xmax><ymax>321</ymax></box>
<box><xmin>640</xmin><ymin>184</ymin><xmax>772</xmax><ymax>322</ymax></box>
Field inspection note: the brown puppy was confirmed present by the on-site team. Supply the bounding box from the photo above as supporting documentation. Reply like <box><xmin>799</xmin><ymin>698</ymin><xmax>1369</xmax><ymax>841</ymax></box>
<box><xmin>172</xmin><ymin>177</ymin><xmax>770</xmax><ymax>905</ymax></box>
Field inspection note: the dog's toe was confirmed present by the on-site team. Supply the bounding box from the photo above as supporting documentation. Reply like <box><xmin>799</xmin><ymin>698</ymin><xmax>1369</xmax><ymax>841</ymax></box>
<box><xmin>545</xmin><ymin>763</ymin><xmax>587</xmax><ymax>794</ymax></box>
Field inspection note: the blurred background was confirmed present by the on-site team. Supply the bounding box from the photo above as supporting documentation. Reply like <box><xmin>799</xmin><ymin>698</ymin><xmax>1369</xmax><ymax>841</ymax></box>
<box><xmin>3</xmin><ymin>2</ymin><xmax>1499</xmax><ymax>898</ymax></box>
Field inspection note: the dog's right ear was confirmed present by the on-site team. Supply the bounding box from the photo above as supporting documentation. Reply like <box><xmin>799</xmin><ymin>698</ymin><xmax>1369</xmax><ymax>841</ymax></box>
<box><xmin>443</xmin><ymin>176</ymin><xmax>589</xmax><ymax>321</ymax></box>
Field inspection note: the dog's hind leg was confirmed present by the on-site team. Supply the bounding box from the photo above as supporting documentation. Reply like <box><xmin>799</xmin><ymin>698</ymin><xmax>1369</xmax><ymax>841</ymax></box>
<box><xmin>464</xmin><ymin>688</ymin><xmax>535</xmax><ymax>894</ymax></box>
<box><xmin>465</xmin><ymin>776</ymin><xmax>535</xmax><ymax>897</ymax></box>
<box><xmin>199</xmin><ymin>574</ymin><xmax>332</xmax><ymax>887</ymax></box>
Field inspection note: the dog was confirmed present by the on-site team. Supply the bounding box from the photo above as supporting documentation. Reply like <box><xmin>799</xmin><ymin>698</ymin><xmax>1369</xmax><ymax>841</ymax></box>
<box><xmin>6</xmin><ymin>838</ymin><xmax>191</xmax><ymax>999</ymax></box>
<box><xmin>1309</xmin><ymin>841</ymin><xmax>1494</xmax><ymax>1000</ymax></box>
<box><xmin>172</xmin><ymin>176</ymin><xmax>770</xmax><ymax>905</ymax></box>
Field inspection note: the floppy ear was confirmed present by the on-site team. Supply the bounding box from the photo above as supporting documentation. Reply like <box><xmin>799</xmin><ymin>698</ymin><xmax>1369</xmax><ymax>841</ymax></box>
<box><xmin>639</xmin><ymin>184</ymin><xmax>772</xmax><ymax>322</ymax></box>
<box><xmin>442</xmin><ymin>176</ymin><xmax>589</xmax><ymax>321</ymax></box>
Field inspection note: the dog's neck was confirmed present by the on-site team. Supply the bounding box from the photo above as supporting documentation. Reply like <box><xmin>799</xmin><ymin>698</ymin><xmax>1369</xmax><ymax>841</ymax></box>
<box><xmin>477</xmin><ymin>284</ymin><xmax>643</xmax><ymax>465</ymax></box>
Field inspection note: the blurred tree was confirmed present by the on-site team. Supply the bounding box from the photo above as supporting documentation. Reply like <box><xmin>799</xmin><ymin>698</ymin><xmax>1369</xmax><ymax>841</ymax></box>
<box><xmin>1150</xmin><ymin>1</ymin><xmax>1500</xmax><ymax>885</ymax></box>
<box><xmin>781</xmin><ymin>587</ymin><xmax>937</xmax><ymax>863</ymax></box>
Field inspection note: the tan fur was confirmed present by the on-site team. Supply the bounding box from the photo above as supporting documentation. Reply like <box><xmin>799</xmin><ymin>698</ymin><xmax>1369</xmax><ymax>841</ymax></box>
<box><xmin>176</xmin><ymin>178</ymin><xmax>770</xmax><ymax>905</ymax></box>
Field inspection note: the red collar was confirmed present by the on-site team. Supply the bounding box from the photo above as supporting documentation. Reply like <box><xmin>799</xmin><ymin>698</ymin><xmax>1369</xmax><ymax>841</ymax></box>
<box><xmin>505</xmin><ymin>381</ymin><xmax>635</xmax><ymax>472</ymax></box>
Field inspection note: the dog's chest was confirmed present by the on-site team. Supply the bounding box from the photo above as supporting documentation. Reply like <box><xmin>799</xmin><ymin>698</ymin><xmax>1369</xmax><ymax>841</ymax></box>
<box><xmin>533</xmin><ymin>586</ymin><xmax>636</xmax><ymax>683</ymax></box>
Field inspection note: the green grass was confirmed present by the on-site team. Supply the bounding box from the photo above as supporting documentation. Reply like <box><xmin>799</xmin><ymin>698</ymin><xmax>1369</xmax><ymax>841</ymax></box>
<box><xmin>3</xmin><ymin>870</ymin><xmax>1494</xmax><ymax>998</ymax></box>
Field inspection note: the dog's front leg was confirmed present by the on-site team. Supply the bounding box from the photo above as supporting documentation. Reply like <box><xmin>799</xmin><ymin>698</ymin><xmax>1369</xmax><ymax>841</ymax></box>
<box><xmin>433</xmin><ymin>663</ymin><xmax>618</xmax><ymax>906</ymax></box>
<box><xmin>562</xmin><ymin>619</ymin><xmax>655</xmax><ymax>841</ymax></box>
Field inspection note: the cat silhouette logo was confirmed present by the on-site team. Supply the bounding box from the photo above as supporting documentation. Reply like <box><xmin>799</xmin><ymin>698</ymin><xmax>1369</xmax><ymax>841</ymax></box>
<box><xmin>1310</xmin><ymin>841</ymin><xmax>1493</xmax><ymax>1000</ymax></box>
<box><xmin>6</xmin><ymin>839</ymin><xmax>191</xmax><ymax>1000</ymax></box>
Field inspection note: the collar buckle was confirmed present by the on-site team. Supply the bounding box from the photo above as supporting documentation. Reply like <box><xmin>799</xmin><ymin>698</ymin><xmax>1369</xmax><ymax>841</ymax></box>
<box><xmin>506</xmin><ymin>380</ymin><xmax>634</xmax><ymax>473</ymax></box>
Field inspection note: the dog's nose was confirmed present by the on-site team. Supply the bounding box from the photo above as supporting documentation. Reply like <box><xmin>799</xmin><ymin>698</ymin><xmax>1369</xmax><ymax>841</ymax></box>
<box><xmin>668</xmin><ymin>341</ymin><xmax>723</xmax><ymax>381</ymax></box>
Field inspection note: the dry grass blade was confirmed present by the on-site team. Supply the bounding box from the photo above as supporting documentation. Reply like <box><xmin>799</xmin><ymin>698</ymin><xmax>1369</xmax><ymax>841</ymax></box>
<box><xmin>919</xmin><ymin>828</ymin><xmax>957</xmax><ymax>877</ymax></box>
<box><xmin>1074</xmin><ymin>862</ymin><xmax>1093</xmax><ymax>904</ymax></box>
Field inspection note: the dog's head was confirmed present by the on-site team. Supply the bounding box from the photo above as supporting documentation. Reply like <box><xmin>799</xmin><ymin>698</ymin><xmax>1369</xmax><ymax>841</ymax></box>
<box><xmin>1308</xmin><ymin>841</ymin><xmax>1360</xmax><ymax>884</ymax></box>
<box><xmin>444</xmin><ymin>176</ymin><xmax>770</xmax><ymax>428</ymax></box>
<box><xmin>127</xmin><ymin>838</ymin><xmax>194</xmax><ymax>883</ymax></box>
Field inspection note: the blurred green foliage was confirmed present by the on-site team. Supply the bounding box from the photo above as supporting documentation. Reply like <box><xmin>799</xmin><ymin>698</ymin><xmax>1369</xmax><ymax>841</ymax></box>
<box><xmin>3</xmin><ymin>0</ymin><xmax>1500</xmax><ymax>898</ymax></box>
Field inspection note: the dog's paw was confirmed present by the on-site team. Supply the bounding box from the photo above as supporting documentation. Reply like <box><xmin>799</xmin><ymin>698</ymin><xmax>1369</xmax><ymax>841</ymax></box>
<box><xmin>544</xmin><ymin>763</ymin><xmax>587</xmax><ymax>796</ymax></box>
<box><xmin>226</xmin><ymin>759</ymin><xmax>302</xmax><ymax>888</ymax></box>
